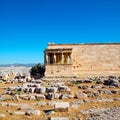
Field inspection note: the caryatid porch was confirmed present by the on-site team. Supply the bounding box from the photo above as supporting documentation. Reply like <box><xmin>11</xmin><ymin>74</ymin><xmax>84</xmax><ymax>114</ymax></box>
<box><xmin>45</xmin><ymin>48</ymin><xmax>72</xmax><ymax>65</ymax></box>
<box><xmin>44</xmin><ymin>48</ymin><xmax>74</xmax><ymax>77</ymax></box>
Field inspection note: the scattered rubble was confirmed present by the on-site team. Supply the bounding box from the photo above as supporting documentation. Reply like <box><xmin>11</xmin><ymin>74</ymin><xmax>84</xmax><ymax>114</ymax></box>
<box><xmin>86</xmin><ymin>107</ymin><xmax>120</xmax><ymax>120</ymax></box>
<box><xmin>0</xmin><ymin>76</ymin><xmax>120</xmax><ymax>120</ymax></box>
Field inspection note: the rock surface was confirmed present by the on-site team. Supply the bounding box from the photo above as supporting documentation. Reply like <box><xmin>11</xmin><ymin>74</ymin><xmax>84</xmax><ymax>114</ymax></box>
<box><xmin>87</xmin><ymin>107</ymin><xmax>120</xmax><ymax>120</ymax></box>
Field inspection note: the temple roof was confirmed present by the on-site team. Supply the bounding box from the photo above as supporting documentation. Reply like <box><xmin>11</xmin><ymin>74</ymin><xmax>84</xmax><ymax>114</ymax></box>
<box><xmin>48</xmin><ymin>42</ymin><xmax>120</xmax><ymax>46</ymax></box>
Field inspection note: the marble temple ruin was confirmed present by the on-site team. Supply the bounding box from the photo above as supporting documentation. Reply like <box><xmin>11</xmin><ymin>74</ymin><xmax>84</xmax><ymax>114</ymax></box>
<box><xmin>44</xmin><ymin>43</ymin><xmax>120</xmax><ymax>78</ymax></box>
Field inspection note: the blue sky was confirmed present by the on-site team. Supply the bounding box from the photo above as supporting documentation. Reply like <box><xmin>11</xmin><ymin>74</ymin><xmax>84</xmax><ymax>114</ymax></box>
<box><xmin>0</xmin><ymin>0</ymin><xmax>120</xmax><ymax>64</ymax></box>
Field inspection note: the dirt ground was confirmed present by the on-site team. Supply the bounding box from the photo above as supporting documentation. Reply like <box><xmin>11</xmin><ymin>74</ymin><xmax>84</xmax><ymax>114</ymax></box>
<box><xmin>0</xmin><ymin>81</ymin><xmax>120</xmax><ymax>120</ymax></box>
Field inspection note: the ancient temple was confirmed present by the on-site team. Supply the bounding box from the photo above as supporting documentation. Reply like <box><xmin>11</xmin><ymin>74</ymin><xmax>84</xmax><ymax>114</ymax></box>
<box><xmin>44</xmin><ymin>43</ymin><xmax>120</xmax><ymax>78</ymax></box>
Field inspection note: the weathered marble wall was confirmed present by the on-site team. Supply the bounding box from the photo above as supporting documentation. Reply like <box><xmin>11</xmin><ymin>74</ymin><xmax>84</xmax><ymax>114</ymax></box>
<box><xmin>45</xmin><ymin>43</ymin><xmax>120</xmax><ymax>78</ymax></box>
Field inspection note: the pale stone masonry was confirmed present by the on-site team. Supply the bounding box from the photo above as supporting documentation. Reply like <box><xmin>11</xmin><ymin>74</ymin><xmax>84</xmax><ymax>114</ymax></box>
<box><xmin>44</xmin><ymin>43</ymin><xmax>120</xmax><ymax>78</ymax></box>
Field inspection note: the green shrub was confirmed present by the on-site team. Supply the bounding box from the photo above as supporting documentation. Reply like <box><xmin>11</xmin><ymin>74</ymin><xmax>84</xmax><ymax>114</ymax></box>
<box><xmin>30</xmin><ymin>63</ymin><xmax>45</xmax><ymax>79</ymax></box>
<box><xmin>71</xmin><ymin>81</ymin><xmax>79</xmax><ymax>84</ymax></box>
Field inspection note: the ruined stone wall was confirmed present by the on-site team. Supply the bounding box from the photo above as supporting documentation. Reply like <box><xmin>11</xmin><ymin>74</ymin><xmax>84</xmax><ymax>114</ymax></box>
<box><xmin>45</xmin><ymin>64</ymin><xmax>73</xmax><ymax>77</ymax></box>
<box><xmin>45</xmin><ymin>43</ymin><xmax>120</xmax><ymax>78</ymax></box>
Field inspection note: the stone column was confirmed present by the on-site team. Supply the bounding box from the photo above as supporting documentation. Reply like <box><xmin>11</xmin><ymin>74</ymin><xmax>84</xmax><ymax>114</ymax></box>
<box><xmin>48</xmin><ymin>54</ymin><xmax>50</xmax><ymax>64</ymax></box>
<box><xmin>68</xmin><ymin>53</ymin><xmax>72</xmax><ymax>64</ymax></box>
<box><xmin>64</xmin><ymin>53</ymin><xmax>68</xmax><ymax>64</ymax></box>
<box><xmin>67</xmin><ymin>53</ymin><xmax>69</xmax><ymax>64</ymax></box>
<box><xmin>67</xmin><ymin>54</ymin><xmax>69</xmax><ymax>64</ymax></box>
<box><xmin>45</xmin><ymin>53</ymin><xmax>48</xmax><ymax>64</ymax></box>
<box><xmin>54</xmin><ymin>53</ymin><xmax>56</xmax><ymax>64</ymax></box>
<box><xmin>61</xmin><ymin>53</ymin><xmax>64</xmax><ymax>64</ymax></box>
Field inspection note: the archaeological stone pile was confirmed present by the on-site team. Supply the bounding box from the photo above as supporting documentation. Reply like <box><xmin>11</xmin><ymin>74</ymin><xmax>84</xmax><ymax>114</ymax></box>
<box><xmin>0</xmin><ymin>76</ymin><xmax>120</xmax><ymax>120</ymax></box>
<box><xmin>0</xmin><ymin>66</ymin><xmax>31</xmax><ymax>82</ymax></box>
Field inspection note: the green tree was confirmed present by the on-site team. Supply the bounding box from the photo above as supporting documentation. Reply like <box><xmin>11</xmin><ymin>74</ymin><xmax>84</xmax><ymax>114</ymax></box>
<box><xmin>30</xmin><ymin>63</ymin><xmax>45</xmax><ymax>79</ymax></box>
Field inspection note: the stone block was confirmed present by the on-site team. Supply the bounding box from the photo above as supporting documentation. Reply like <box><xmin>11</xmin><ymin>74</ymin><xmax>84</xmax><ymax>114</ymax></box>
<box><xmin>54</xmin><ymin>102</ymin><xmax>69</xmax><ymax>112</ymax></box>
<box><xmin>35</xmin><ymin>87</ymin><xmax>46</xmax><ymax>94</ymax></box>
<box><xmin>28</xmin><ymin>95</ymin><xmax>36</xmax><ymax>100</ymax></box>
<box><xmin>37</xmin><ymin>102</ymin><xmax>46</xmax><ymax>106</ymax></box>
<box><xmin>11</xmin><ymin>111</ymin><xmax>25</xmax><ymax>115</ymax></box>
<box><xmin>0</xmin><ymin>114</ymin><xmax>6</xmax><ymax>117</ymax></box>
<box><xmin>18</xmin><ymin>105</ymin><xmax>33</xmax><ymax>110</ymax></box>
<box><xmin>46</xmin><ymin>87</ymin><xmax>58</xmax><ymax>93</ymax></box>
<box><xmin>58</xmin><ymin>86</ymin><xmax>70</xmax><ymax>92</ymax></box>
<box><xmin>35</xmin><ymin>94</ymin><xmax>45</xmax><ymax>100</ymax></box>
<box><xmin>29</xmin><ymin>87</ymin><xmax>35</xmax><ymax>93</ymax></box>
<box><xmin>46</xmin><ymin>93</ymin><xmax>55</xmax><ymax>100</ymax></box>
<box><xmin>75</xmin><ymin>92</ymin><xmax>87</xmax><ymax>99</ymax></box>
<box><xmin>26</xmin><ymin>110</ymin><xmax>40</xmax><ymax>115</ymax></box>
<box><xmin>50</xmin><ymin>117</ymin><xmax>69</xmax><ymax>120</ymax></box>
